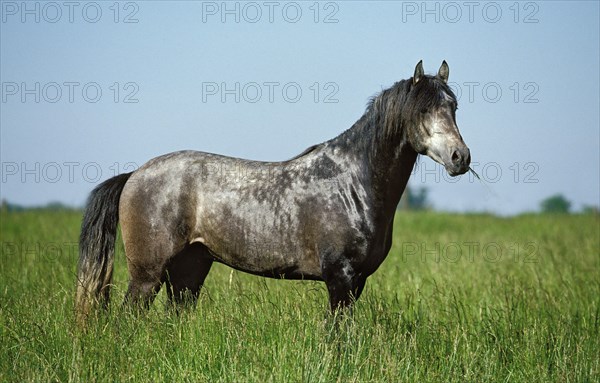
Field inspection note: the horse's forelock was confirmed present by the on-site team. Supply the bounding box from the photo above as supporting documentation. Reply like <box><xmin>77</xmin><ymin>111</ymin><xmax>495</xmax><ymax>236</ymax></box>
<box><xmin>405</xmin><ymin>76</ymin><xmax>456</xmax><ymax>117</ymax></box>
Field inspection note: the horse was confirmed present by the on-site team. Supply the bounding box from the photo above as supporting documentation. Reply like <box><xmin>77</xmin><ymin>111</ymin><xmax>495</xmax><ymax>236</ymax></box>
<box><xmin>75</xmin><ymin>61</ymin><xmax>471</xmax><ymax>322</ymax></box>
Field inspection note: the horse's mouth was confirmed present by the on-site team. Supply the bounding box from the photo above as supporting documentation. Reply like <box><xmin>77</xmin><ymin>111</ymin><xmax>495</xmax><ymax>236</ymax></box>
<box><xmin>446</xmin><ymin>165</ymin><xmax>469</xmax><ymax>177</ymax></box>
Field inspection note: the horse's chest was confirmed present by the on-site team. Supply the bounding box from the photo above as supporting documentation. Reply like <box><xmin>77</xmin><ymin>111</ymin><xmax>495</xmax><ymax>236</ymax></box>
<box><xmin>358</xmin><ymin>223</ymin><xmax>394</xmax><ymax>275</ymax></box>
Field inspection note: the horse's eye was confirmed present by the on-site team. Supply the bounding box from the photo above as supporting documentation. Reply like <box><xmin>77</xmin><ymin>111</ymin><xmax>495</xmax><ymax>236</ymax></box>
<box><xmin>420</xmin><ymin>108</ymin><xmax>428</xmax><ymax>114</ymax></box>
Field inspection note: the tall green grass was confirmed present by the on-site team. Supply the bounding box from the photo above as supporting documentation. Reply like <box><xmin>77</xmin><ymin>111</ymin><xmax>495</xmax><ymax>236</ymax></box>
<box><xmin>1</xmin><ymin>210</ymin><xmax>598</xmax><ymax>382</ymax></box>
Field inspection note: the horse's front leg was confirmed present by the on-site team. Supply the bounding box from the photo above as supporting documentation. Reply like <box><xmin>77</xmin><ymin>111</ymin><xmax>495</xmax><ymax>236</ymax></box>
<box><xmin>322</xmin><ymin>257</ymin><xmax>367</xmax><ymax>313</ymax></box>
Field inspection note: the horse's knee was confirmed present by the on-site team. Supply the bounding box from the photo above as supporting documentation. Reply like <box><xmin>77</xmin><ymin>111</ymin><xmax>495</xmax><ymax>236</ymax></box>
<box><xmin>124</xmin><ymin>279</ymin><xmax>162</xmax><ymax>309</ymax></box>
<box><xmin>323</xmin><ymin>269</ymin><xmax>367</xmax><ymax>312</ymax></box>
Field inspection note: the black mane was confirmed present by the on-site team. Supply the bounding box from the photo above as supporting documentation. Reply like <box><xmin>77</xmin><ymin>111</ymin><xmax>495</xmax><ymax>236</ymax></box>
<box><xmin>328</xmin><ymin>75</ymin><xmax>457</xmax><ymax>158</ymax></box>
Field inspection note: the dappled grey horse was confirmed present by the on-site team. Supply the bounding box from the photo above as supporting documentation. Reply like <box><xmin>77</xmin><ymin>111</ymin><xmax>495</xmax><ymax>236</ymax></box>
<box><xmin>76</xmin><ymin>61</ymin><xmax>471</xmax><ymax>321</ymax></box>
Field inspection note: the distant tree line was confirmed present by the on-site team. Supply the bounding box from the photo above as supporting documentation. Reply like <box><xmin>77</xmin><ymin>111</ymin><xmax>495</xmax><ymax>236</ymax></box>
<box><xmin>397</xmin><ymin>186</ymin><xmax>431</xmax><ymax>211</ymax></box>
<box><xmin>395</xmin><ymin>189</ymin><xmax>598</xmax><ymax>215</ymax></box>
<box><xmin>1</xmin><ymin>199</ymin><xmax>78</xmax><ymax>212</ymax></box>
<box><xmin>540</xmin><ymin>194</ymin><xmax>571</xmax><ymax>214</ymax></box>
<box><xmin>540</xmin><ymin>194</ymin><xmax>598</xmax><ymax>215</ymax></box>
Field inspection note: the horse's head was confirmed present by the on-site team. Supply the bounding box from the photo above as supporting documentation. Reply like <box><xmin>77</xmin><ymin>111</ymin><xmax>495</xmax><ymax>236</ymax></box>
<box><xmin>405</xmin><ymin>61</ymin><xmax>470</xmax><ymax>176</ymax></box>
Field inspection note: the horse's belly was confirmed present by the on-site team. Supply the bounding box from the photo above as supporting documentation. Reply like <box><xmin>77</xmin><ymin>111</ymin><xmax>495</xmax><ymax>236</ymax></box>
<box><xmin>203</xmin><ymin>239</ymin><xmax>322</xmax><ymax>279</ymax></box>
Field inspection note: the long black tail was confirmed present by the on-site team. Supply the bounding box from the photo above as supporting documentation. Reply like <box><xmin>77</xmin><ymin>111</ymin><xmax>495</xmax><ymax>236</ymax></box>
<box><xmin>75</xmin><ymin>172</ymin><xmax>132</xmax><ymax>323</ymax></box>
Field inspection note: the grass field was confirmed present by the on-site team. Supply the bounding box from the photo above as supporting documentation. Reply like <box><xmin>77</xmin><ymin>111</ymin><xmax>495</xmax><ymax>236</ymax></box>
<box><xmin>1</xmin><ymin>209</ymin><xmax>598</xmax><ymax>382</ymax></box>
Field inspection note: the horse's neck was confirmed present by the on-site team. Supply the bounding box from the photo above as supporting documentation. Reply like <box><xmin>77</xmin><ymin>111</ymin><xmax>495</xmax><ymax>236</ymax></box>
<box><xmin>327</xmin><ymin>114</ymin><xmax>418</xmax><ymax>221</ymax></box>
<box><xmin>368</xmin><ymin>134</ymin><xmax>417</xmax><ymax>220</ymax></box>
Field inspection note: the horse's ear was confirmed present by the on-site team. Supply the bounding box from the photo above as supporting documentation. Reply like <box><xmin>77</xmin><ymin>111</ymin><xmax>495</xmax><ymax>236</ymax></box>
<box><xmin>413</xmin><ymin>60</ymin><xmax>424</xmax><ymax>85</ymax></box>
<box><xmin>438</xmin><ymin>61</ymin><xmax>449</xmax><ymax>83</ymax></box>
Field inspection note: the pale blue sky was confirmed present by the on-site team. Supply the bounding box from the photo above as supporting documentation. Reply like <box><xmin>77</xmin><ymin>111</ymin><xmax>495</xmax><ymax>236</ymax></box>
<box><xmin>1</xmin><ymin>1</ymin><xmax>599</xmax><ymax>214</ymax></box>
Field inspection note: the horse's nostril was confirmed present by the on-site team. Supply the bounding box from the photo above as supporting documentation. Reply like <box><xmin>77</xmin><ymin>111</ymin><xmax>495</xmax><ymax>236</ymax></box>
<box><xmin>451</xmin><ymin>149</ymin><xmax>461</xmax><ymax>164</ymax></box>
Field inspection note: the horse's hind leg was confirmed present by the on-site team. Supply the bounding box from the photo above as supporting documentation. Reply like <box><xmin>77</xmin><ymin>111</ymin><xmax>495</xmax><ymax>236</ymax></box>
<box><xmin>122</xmin><ymin>236</ymin><xmax>174</xmax><ymax>310</ymax></box>
<box><xmin>123</xmin><ymin>272</ymin><xmax>161</xmax><ymax>311</ymax></box>
<box><xmin>164</xmin><ymin>243</ymin><xmax>213</xmax><ymax>310</ymax></box>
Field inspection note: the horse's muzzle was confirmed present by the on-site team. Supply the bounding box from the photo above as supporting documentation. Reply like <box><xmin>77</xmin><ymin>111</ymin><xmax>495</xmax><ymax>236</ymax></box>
<box><xmin>448</xmin><ymin>145</ymin><xmax>471</xmax><ymax>176</ymax></box>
